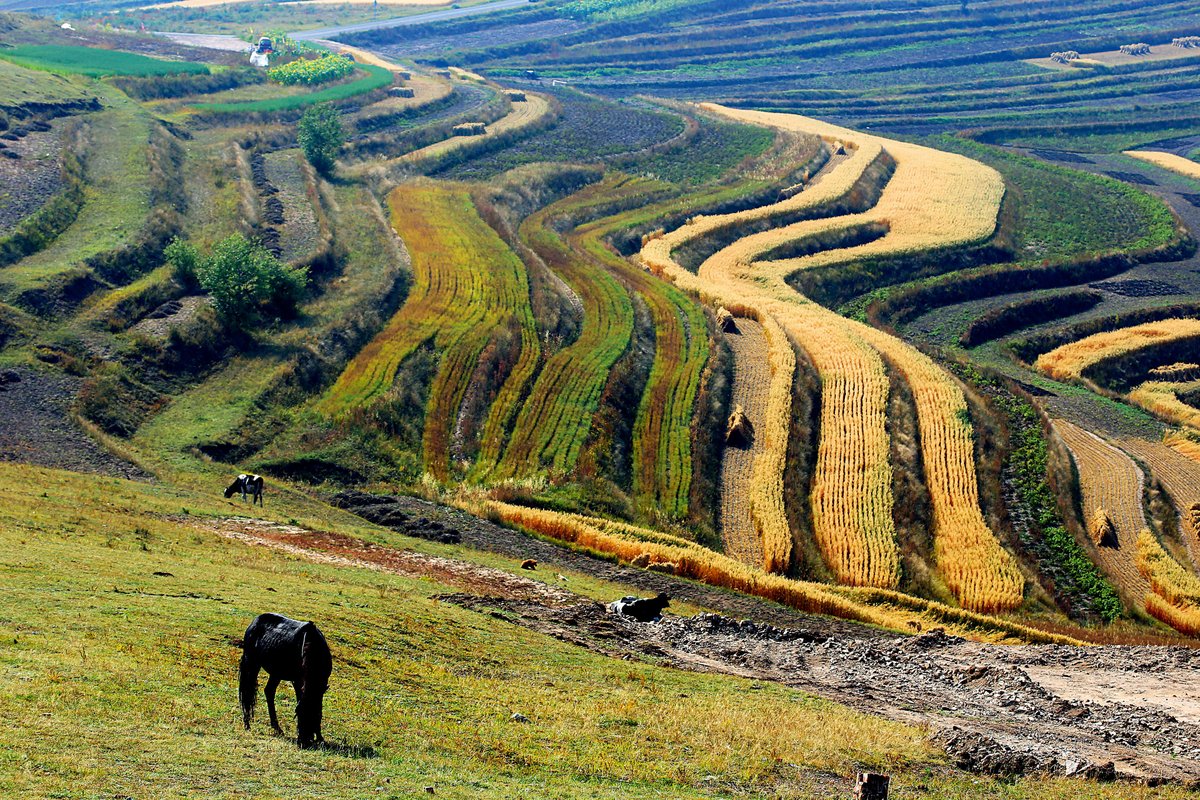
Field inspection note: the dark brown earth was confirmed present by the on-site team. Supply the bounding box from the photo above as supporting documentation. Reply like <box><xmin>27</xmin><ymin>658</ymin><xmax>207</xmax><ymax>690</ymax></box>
<box><xmin>0</xmin><ymin>366</ymin><xmax>148</xmax><ymax>479</ymax></box>
<box><xmin>220</xmin><ymin>497</ymin><xmax>1200</xmax><ymax>784</ymax></box>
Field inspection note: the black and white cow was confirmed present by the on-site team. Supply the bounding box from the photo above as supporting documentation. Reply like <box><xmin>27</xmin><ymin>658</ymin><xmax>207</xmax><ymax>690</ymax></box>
<box><xmin>225</xmin><ymin>474</ymin><xmax>265</xmax><ymax>506</ymax></box>
<box><xmin>608</xmin><ymin>593</ymin><xmax>670</xmax><ymax>622</ymax></box>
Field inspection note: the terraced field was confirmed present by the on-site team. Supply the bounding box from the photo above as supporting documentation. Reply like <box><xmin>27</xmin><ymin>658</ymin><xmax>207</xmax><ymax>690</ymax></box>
<box><xmin>1054</xmin><ymin>419</ymin><xmax>1150</xmax><ymax>607</ymax></box>
<box><xmin>718</xmin><ymin>317</ymin><xmax>769</xmax><ymax>567</ymax></box>
<box><xmin>644</xmin><ymin>105</ymin><xmax>1021</xmax><ymax>611</ymax></box>
<box><xmin>321</xmin><ymin>182</ymin><xmax>532</xmax><ymax>480</ymax></box>
<box><xmin>8</xmin><ymin>13</ymin><xmax>1200</xmax><ymax>723</ymax></box>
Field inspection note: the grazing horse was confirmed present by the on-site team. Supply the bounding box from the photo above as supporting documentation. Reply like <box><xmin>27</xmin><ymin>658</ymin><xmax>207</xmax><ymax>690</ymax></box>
<box><xmin>238</xmin><ymin>613</ymin><xmax>332</xmax><ymax>748</ymax></box>
<box><xmin>224</xmin><ymin>473</ymin><xmax>264</xmax><ymax>506</ymax></box>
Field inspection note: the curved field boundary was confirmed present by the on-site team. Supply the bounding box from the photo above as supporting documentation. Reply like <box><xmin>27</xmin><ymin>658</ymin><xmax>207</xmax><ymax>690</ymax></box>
<box><xmin>1130</xmin><ymin>380</ymin><xmax>1200</xmax><ymax>431</ymax></box>
<box><xmin>643</xmin><ymin>105</ymin><xmax>1019</xmax><ymax>611</ymax></box>
<box><xmin>484</xmin><ymin>501</ymin><xmax>1078</xmax><ymax>645</ymax></box>
<box><xmin>399</xmin><ymin>92</ymin><xmax>555</xmax><ymax>169</ymax></box>
<box><xmin>1054</xmin><ymin>419</ymin><xmax>1150</xmax><ymax>606</ymax></box>
<box><xmin>1137</xmin><ymin>528</ymin><xmax>1200</xmax><ymax>636</ymax></box>
<box><xmin>1124</xmin><ymin>150</ymin><xmax>1200</xmax><ymax>182</ymax></box>
<box><xmin>492</xmin><ymin>198</ymin><xmax>634</xmax><ymax>480</ymax></box>
<box><xmin>718</xmin><ymin>318</ymin><xmax>770</xmax><ymax>567</ymax></box>
<box><xmin>319</xmin><ymin>182</ymin><xmax>533</xmax><ymax>480</ymax></box>
<box><xmin>1119</xmin><ymin>435</ymin><xmax>1200</xmax><ymax>571</ymax></box>
<box><xmin>1036</xmin><ymin>318</ymin><xmax>1200</xmax><ymax>382</ymax></box>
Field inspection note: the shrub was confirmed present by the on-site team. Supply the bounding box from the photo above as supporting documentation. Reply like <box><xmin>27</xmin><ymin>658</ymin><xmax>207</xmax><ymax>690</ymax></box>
<box><xmin>180</xmin><ymin>234</ymin><xmax>308</xmax><ymax>328</ymax></box>
<box><xmin>297</xmin><ymin>103</ymin><xmax>344</xmax><ymax>176</ymax></box>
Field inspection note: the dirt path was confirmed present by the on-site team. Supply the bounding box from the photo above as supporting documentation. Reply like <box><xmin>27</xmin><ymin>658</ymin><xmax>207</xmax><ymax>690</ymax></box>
<box><xmin>205</xmin><ymin>500</ymin><xmax>1200</xmax><ymax>782</ymax></box>
<box><xmin>449</xmin><ymin>595</ymin><xmax>1200</xmax><ymax>783</ymax></box>
<box><xmin>204</xmin><ymin>516</ymin><xmax>575</xmax><ymax>605</ymax></box>
<box><xmin>719</xmin><ymin>318</ymin><xmax>770</xmax><ymax>566</ymax></box>
<box><xmin>1054</xmin><ymin>419</ymin><xmax>1151</xmax><ymax>605</ymax></box>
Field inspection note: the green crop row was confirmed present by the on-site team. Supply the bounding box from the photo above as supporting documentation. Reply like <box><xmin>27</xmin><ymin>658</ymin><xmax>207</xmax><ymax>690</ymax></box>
<box><xmin>0</xmin><ymin>45</ymin><xmax>207</xmax><ymax>77</ymax></box>
<box><xmin>318</xmin><ymin>183</ymin><xmax>533</xmax><ymax>481</ymax></box>
<box><xmin>491</xmin><ymin>194</ymin><xmax>635</xmax><ymax>480</ymax></box>
<box><xmin>193</xmin><ymin>65</ymin><xmax>391</xmax><ymax>113</ymax></box>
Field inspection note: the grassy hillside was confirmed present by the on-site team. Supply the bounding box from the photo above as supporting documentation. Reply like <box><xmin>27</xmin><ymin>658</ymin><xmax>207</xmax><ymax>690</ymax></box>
<box><xmin>3</xmin><ymin>462</ymin><xmax>1196</xmax><ymax>799</ymax></box>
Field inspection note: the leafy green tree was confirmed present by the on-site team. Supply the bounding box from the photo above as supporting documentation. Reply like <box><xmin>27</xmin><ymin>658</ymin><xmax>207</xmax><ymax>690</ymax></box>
<box><xmin>297</xmin><ymin>103</ymin><xmax>344</xmax><ymax>176</ymax></box>
<box><xmin>164</xmin><ymin>237</ymin><xmax>199</xmax><ymax>288</ymax></box>
<box><xmin>178</xmin><ymin>234</ymin><xmax>307</xmax><ymax>329</ymax></box>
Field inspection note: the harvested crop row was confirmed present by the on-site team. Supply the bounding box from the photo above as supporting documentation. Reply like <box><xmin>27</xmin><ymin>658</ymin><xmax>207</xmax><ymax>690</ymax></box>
<box><xmin>320</xmin><ymin>182</ymin><xmax>533</xmax><ymax>481</ymax></box>
<box><xmin>1124</xmin><ymin>150</ymin><xmax>1200</xmax><ymax>182</ymax></box>
<box><xmin>716</xmin><ymin>318</ymin><xmax>771</xmax><ymax>567</ymax></box>
<box><xmin>400</xmin><ymin>92</ymin><xmax>555</xmax><ymax>169</ymax></box>
<box><xmin>1120</xmin><ymin>435</ymin><xmax>1200</xmax><ymax>570</ymax></box>
<box><xmin>493</xmin><ymin>197</ymin><xmax>634</xmax><ymax>480</ymax></box>
<box><xmin>1054</xmin><ymin>420</ymin><xmax>1150</xmax><ymax>605</ymax></box>
<box><xmin>483</xmin><ymin>501</ymin><xmax>1077</xmax><ymax>645</ymax></box>
<box><xmin>1036</xmin><ymin>318</ymin><xmax>1200</xmax><ymax>382</ymax></box>
<box><xmin>1137</xmin><ymin>528</ymin><xmax>1200</xmax><ymax>635</ymax></box>
<box><xmin>724</xmin><ymin>110</ymin><xmax>1012</xmax><ymax>610</ymax></box>
<box><xmin>643</xmin><ymin>105</ymin><xmax>1019</xmax><ymax>611</ymax></box>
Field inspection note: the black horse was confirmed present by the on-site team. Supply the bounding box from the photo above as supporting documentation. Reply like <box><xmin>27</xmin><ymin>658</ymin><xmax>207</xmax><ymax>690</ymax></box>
<box><xmin>239</xmin><ymin>613</ymin><xmax>332</xmax><ymax>748</ymax></box>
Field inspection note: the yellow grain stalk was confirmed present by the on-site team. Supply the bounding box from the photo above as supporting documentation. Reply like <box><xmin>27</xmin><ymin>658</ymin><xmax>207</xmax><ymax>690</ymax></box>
<box><xmin>640</xmin><ymin>104</ymin><xmax>1021</xmax><ymax>611</ymax></box>
<box><xmin>1036</xmin><ymin>318</ymin><xmax>1200</xmax><ymax>381</ymax></box>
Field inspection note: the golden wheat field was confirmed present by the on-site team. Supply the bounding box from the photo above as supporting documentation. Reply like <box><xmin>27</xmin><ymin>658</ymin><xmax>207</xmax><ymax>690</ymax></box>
<box><xmin>1124</xmin><ymin>150</ymin><xmax>1200</xmax><ymax>181</ymax></box>
<box><xmin>1036</xmin><ymin>318</ymin><xmax>1200</xmax><ymax>381</ymax></box>
<box><xmin>641</xmin><ymin>105</ymin><xmax>1020</xmax><ymax>611</ymax></box>
<box><xmin>1137</xmin><ymin>528</ymin><xmax>1200</xmax><ymax>635</ymax></box>
<box><xmin>1130</xmin><ymin>380</ymin><xmax>1200</xmax><ymax>430</ymax></box>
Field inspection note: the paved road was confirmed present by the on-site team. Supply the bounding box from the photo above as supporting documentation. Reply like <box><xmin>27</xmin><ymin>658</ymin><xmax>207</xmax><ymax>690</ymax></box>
<box><xmin>293</xmin><ymin>0</ymin><xmax>530</xmax><ymax>41</ymax></box>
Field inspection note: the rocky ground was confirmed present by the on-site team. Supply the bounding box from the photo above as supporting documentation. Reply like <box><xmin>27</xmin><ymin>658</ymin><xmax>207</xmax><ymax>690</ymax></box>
<box><xmin>236</xmin><ymin>491</ymin><xmax>1200</xmax><ymax>784</ymax></box>
<box><xmin>0</xmin><ymin>366</ymin><xmax>148</xmax><ymax>479</ymax></box>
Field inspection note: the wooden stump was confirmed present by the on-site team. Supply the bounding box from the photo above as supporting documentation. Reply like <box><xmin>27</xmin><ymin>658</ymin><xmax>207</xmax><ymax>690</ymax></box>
<box><xmin>854</xmin><ymin>772</ymin><xmax>889</xmax><ymax>800</ymax></box>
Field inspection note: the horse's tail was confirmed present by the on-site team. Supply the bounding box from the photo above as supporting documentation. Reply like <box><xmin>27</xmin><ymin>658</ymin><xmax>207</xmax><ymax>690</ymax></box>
<box><xmin>238</xmin><ymin>643</ymin><xmax>259</xmax><ymax>730</ymax></box>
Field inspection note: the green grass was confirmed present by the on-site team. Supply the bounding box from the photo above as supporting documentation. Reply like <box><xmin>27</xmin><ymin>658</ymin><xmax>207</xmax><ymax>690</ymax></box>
<box><xmin>933</xmin><ymin>137</ymin><xmax>1175</xmax><ymax>260</ymax></box>
<box><xmin>0</xmin><ymin>58</ymin><xmax>94</xmax><ymax>107</ymax></box>
<box><xmin>3</xmin><ymin>461</ymin><xmax>1198</xmax><ymax>799</ymax></box>
<box><xmin>0</xmin><ymin>44</ymin><xmax>207</xmax><ymax>77</ymax></box>
<box><xmin>193</xmin><ymin>65</ymin><xmax>392</xmax><ymax>113</ymax></box>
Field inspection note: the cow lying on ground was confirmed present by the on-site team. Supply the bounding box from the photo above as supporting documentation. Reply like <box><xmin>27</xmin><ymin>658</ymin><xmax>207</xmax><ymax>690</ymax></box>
<box><xmin>225</xmin><ymin>474</ymin><xmax>265</xmax><ymax>506</ymax></box>
<box><xmin>608</xmin><ymin>593</ymin><xmax>670</xmax><ymax>622</ymax></box>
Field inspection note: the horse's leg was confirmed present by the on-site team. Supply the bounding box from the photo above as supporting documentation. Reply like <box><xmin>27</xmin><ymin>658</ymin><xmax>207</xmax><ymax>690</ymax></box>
<box><xmin>265</xmin><ymin>674</ymin><xmax>283</xmax><ymax>734</ymax></box>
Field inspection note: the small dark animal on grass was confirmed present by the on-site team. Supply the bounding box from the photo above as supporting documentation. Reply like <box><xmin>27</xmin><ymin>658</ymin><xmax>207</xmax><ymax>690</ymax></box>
<box><xmin>608</xmin><ymin>593</ymin><xmax>670</xmax><ymax>622</ymax></box>
<box><xmin>224</xmin><ymin>473</ymin><xmax>264</xmax><ymax>506</ymax></box>
<box><xmin>520</xmin><ymin>559</ymin><xmax>537</xmax><ymax>570</ymax></box>
<box><xmin>238</xmin><ymin>613</ymin><xmax>332</xmax><ymax>748</ymax></box>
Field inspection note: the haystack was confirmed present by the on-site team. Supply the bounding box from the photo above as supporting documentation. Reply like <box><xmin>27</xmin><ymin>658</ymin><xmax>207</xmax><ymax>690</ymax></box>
<box><xmin>1090</xmin><ymin>508</ymin><xmax>1119</xmax><ymax>548</ymax></box>
<box><xmin>725</xmin><ymin>404</ymin><xmax>753</xmax><ymax>446</ymax></box>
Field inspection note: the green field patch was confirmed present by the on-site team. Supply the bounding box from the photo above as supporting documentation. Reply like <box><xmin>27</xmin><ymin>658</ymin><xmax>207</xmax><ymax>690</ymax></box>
<box><xmin>193</xmin><ymin>65</ymin><xmax>391</xmax><ymax>113</ymax></box>
<box><xmin>0</xmin><ymin>58</ymin><xmax>95</xmax><ymax>107</ymax></box>
<box><xmin>0</xmin><ymin>44</ymin><xmax>207</xmax><ymax>77</ymax></box>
